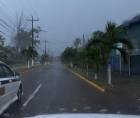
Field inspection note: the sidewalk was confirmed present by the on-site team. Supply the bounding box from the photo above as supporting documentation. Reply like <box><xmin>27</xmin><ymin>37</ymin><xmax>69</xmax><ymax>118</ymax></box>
<box><xmin>72</xmin><ymin>67</ymin><xmax>140</xmax><ymax>100</ymax></box>
<box><xmin>109</xmin><ymin>72</ymin><xmax>140</xmax><ymax>97</ymax></box>
<box><xmin>11</xmin><ymin>64</ymin><xmax>43</xmax><ymax>73</ymax></box>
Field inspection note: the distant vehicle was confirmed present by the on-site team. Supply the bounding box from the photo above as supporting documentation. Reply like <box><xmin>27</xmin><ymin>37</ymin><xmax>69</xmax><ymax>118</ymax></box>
<box><xmin>0</xmin><ymin>61</ymin><xmax>23</xmax><ymax>115</ymax></box>
<box><xmin>35</xmin><ymin>61</ymin><xmax>40</xmax><ymax>64</ymax></box>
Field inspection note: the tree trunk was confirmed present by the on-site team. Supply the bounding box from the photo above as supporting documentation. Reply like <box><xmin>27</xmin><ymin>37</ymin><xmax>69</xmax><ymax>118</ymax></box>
<box><xmin>94</xmin><ymin>64</ymin><xmax>99</xmax><ymax>80</ymax></box>
<box><xmin>94</xmin><ymin>72</ymin><xmax>98</xmax><ymax>80</ymax></box>
<box><xmin>86</xmin><ymin>64</ymin><xmax>89</xmax><ymax>76</ymax></box>
<box><xmin>27</xmin><ymin>60</ymin><xmax>30</xmax><ymax>68</ymax></box>
<box><xmin>119</xmin><ymin>54</ymin><xmax>122</xmax><ymax>74</ymax></box>
<box><xmin>32</xmin><ymin>59</ymin><xmax>34</xmax><ymax>66</ymax></box>
<box><xmin>107</xmin><ymin>64</ymin><xmax>112</xmax><ymax>85</ymax></box>
<box><xmin>128</xmin><ymin>56</ymin><xmax>131</xmax><ymax>76</ymax></box>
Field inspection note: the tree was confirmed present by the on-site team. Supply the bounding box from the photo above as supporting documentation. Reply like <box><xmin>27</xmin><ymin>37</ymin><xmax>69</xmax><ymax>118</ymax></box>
<box><xmin>13</xmin><ymin>26</ymin><xmax>41</xmax><ymax>66</ymax></box>
<box><xmin>0</xmin><ymin>35</ymin><xmax>5</xmax><ymax>46</ymax></box>
<box><xmin>22</xmin><ymin>46</ymin><xmax>38</xmax><ymax>68</ymax></box>
<box><xmin>87</xmin><ymin>22</ymin><xmax>133</xmax><ymax>84</ymax></box>
<box><xmin>85</xmin><ymin>45</ymin><xmax>101</xmax><ymax>79</ymax></box>
<box><xmin>85</xmin><ymin>31</ymin><xmax>106</xmax><ymax>79</ymax></box>
<box><xmin>14</xmin><ymin>28</ymin><xmax>31</xmax><ymax>52</ymax></box>
<box><xmin>61</xmin><ymin>47</ymin><xmax>77</xmax><ymax>63</ymax></box>
<box><xmin>13</xmin><ymin>13</ymin><xmax>41</xmax><ymax>53</ymax></box>
<box><xmin>73</xmin><ymin>38</ymin><xmax>81</xmax><ymax>49</ymax></box>
<box><xmin>41</xmin><ymin>53</ymin><xmax>48</xmax><ymax>64</ymax></box>
<box><xmin>13</xmin><ymin>27</ymin><xmax>41</xmax><ymax>53</ymax></box>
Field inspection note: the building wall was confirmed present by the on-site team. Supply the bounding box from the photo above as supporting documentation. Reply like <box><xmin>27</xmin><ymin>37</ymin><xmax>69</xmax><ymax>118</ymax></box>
<box><xmin>111</xmin><ymin>22</ymin><xmax>140</xmax><ymax>75</ymax></box>
<box><xmin>112</xmin><ymin>55</ymin><xmax>140</xmax><ymax>75</ymax></box>
<box><xmin>127</xmin><ymin>24</ymin><xmax>140</xmax><ymax>51</ymax></box>
<box><xmin>131</xmin><ymin>55</ymin><xmax>140</xmax><ymax>74</ymax></box>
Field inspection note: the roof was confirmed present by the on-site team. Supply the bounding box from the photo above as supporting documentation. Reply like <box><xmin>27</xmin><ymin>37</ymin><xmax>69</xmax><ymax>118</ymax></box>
<box><xmin>121</xmin><ymin>15</ymin><xmax>140</xmax><ymax>28</ymax></box>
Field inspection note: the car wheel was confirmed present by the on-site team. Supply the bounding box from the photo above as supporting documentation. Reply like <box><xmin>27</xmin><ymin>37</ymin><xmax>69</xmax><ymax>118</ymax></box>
<box><xmin>17</xmin><ymin>85</ymin><xmax>22</xmax><ymax>103</ymax></box>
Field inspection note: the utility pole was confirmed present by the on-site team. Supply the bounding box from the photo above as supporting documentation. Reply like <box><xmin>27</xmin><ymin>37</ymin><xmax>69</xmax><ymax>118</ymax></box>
<box><xmin>44</xmin><ymin>40</ymin><xmax>48</xmax><ymax>64</ymax></box>
<box><xmin>83</xmin><ymin>33</ymin><xmax>85</xmax><ymax>47</ymax></box>
<box><xmin>27</xmin><ymin>16</ymin><xmax>39</xmax><ymax>66</ymax></box>
<box><xmin>44</xmin><ymin>40</ymin><xmax>47</xmax><ymax>55</ymax></box>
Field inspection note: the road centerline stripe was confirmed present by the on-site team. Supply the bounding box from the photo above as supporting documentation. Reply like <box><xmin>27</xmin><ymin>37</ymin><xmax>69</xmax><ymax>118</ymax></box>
<box><xmin>22</xmin><ymin>84</ymin><xmax>42</xmax><ymax>107</ymax></box>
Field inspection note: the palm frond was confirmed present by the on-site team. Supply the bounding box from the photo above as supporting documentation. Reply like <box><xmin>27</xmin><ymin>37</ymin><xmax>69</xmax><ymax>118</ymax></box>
<box><xmin>86</xmin><ymin>30</ymin><xmax>106</xmax><ymax>49</ymax></box>
<box><xmin>114</xmin><ymin>38</ymin><xmax>134</xmax><ymax>51</ymax></box>
<box><xmin>112</xmin><ymin>46</ymin><xmax>128</xmax><ymax>64</ymax></box>
<box><xmin>106</xmin><ymin>22</ymin><xmax>116</xmax><ymax>33</ymax></box>
<box><xmin>86</xmin><ymin>39</ymin><xmax>102</xmax><ymax>48</ymax></box>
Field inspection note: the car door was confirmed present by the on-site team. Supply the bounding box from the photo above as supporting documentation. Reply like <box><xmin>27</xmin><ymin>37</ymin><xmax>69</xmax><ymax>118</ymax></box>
<box><xmin>2</xmin><ymin>64</ymin><xmax>20</xmax><ymax>101</ymax></box>
<box><xmin>0</xmin><ymin>64</ymin><xmax>10</xmax><ymax>112</ymax></box>
<box><xmin>0</xmin><ymin>64</ymin><xmax>19</xmax><ymax>113</ymax></box>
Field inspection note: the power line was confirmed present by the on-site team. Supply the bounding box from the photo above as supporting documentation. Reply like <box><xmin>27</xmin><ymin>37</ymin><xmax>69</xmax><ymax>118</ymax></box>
<box><xmin>0</xmin><ymin>1</ymin><xmax>16</xmax><ymax>32</ymax></box>
<box><xmin>0</xmin><ymin>18</ymin><xmax>9</xmax><ymax>27</ymax></box>
<box><xmin>0</xmin><ymin>0</ymin><xmax>27</xmax><ymax>33</ymax></box>
<box><xmin>0</xmin><ymin>22</ymin><xmax>11</xmax><ymax>31</ymax></box>
<box><xmin>0</xmin><ymin>18</ymin><xmax>14</xmax><ymax>30</ymax></box>
<box><xmin>0</xmin><ymin>17</ymin><xmax>16</xmax><ymax>33</ymax></box>
<box><xmin>0</xmin><ymin>0</ymin><xmax>15</xmax><ymax>25</ymax></box>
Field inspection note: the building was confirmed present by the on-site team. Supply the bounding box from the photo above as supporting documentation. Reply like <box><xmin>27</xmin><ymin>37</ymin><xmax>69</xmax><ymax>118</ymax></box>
<box><xmin>122</xmin><ymin>15</ymin><xmax>140</xmax><ymax>54</ymax></box>
<box><xmin>112</xmin><ymin>15</ymin><xmax>140</xmax><ymax>75</ymax></box>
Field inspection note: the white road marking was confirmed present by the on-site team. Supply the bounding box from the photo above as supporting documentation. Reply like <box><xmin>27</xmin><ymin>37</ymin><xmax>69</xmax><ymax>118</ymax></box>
<box><xmin>72</xmin><ymin>108</ymin><xmax>78</xmax><ymax>112</ymax></box>
<box><xmin>59</xmin><ymin>108</ymin><xmax>65</xmax><ymax>111</ymax></box>
<box><xmin>83</xmin><ymin>106</ymin><xmax>92</xmax><ymax>110</ymax></box>
<box><xmin>23</xmin><ymin>84</ymin><xmax>42</xmax><ymax>107</ymax></box>
<box><xmin>117</xmin><ymin>111</ymin><xmax>121</xmax><ymax>114</ymax></box>
<box><xmin>137</xmin><ymin>98</ymin><xmax>140</xmax><ymax>101</ymax></box>
<box><xmin>99</xmin><ymin>108</ymin><xmax>108</xmax><ymax>113</ymax></box>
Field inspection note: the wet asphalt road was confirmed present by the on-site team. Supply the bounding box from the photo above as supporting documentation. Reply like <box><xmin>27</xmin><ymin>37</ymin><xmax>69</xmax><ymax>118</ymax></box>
<box><xmin>1</xmin><ymin>62</ymin><xmax>140</xmax><ymax>118</ymax></box>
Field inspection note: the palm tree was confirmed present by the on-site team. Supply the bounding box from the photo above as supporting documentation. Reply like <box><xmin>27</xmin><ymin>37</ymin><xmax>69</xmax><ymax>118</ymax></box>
<box><xmin>104</xmin><ymin>22</ymin><xmax>134</xmax><ymax>84</ymax></box>
<box><xmin>87</xmin><ymin>22</ymin><xmax>133</xmax><ymax>84</ymax></box>
<box><xmin>104</xmin><ymin>22</ymin><xmax>133</xmax><ymax>64</ymax></box>
<box><xmin>73</xmin><ymin>38</ymin><xmax>81</xmax><ymax>49</ymax></box>
<box><xmin>86</xmin><ymin>31</ymin><xmax>104</xmax><ymax>79</ymax></box>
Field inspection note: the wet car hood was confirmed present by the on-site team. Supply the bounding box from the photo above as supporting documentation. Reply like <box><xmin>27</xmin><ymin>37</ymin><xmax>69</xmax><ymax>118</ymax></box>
<box><xmin>27</xmin><ymin>113</ymin><xmax>140</xmax><ymax>118</ymax></box>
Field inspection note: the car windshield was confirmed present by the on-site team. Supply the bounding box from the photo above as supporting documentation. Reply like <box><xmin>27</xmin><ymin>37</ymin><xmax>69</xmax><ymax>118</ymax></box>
<box><xmin>0</xmin><ymin>0</ymin><xmax>140</xmax><ymax>118</ymax></box>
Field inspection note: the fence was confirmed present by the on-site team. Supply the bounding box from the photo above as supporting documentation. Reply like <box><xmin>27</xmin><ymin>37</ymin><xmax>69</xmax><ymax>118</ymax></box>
<box><xmin>112</xmin><ymin>55</ymin><xmax>140</xmax><ymax>75</ymax></box>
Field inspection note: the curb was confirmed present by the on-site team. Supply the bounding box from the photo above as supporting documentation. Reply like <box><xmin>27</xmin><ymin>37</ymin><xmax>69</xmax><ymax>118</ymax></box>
<box><xmin>12</xmin><ymin>64</ymin><xmax>43</xmax><ymax>74</ymax></box>
<box><xmin>68</xmin><ymin>68</ymin><xmax>105</xmax><ymax>92</ymax></box>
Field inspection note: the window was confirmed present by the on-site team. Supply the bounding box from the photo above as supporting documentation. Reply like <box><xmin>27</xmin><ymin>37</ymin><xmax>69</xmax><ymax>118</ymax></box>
<box><xmin>0</xmin><ymin>65</ymin><xmax>5</xmax><ymax>78</ymax></box>
<box><xmin>1</xmin><ymin>64</ymin><xmax>14</xmax><ymax>78</ymax></box>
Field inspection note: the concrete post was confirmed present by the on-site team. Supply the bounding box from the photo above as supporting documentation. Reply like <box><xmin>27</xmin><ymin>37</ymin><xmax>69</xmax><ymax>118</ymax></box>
<box><xmin>108</xmin><ymin>64</ymin><xmax>112</xmax><ymax>85</ymax></box>
<box><xmin>128</xmin><ymin>56</ymin><xmax>131</xmax><ymax>76</ymax></box>
<box><xmin>119</xmin><ymin>54</ymin><xmax>122</xmax><ymax>74</ymax></box>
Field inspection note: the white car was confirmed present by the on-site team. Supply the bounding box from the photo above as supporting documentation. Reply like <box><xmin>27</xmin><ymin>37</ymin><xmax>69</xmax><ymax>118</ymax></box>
<box><xmin>27</xmin><ymin>114</ymin><xmax>140</xmax><ymax>118</ymax></box>
<box><xmin>0</xmin><ymin>61</ymin><xmax>23</xmax><ymax>115</ymax></box>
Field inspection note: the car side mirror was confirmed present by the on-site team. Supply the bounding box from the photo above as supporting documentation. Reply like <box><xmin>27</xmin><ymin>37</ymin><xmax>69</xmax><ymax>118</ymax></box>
<box><xmin>14</xmin><ymin>71</ymin><xmax>20</xmax><ymax>76</ymax></box>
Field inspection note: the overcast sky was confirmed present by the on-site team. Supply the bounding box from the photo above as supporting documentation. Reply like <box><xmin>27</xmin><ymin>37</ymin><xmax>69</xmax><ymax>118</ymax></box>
<box><xmin>1</xmin><ymin>0</ymin><xmax>140</xmax><ymax>56</ymax></box>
